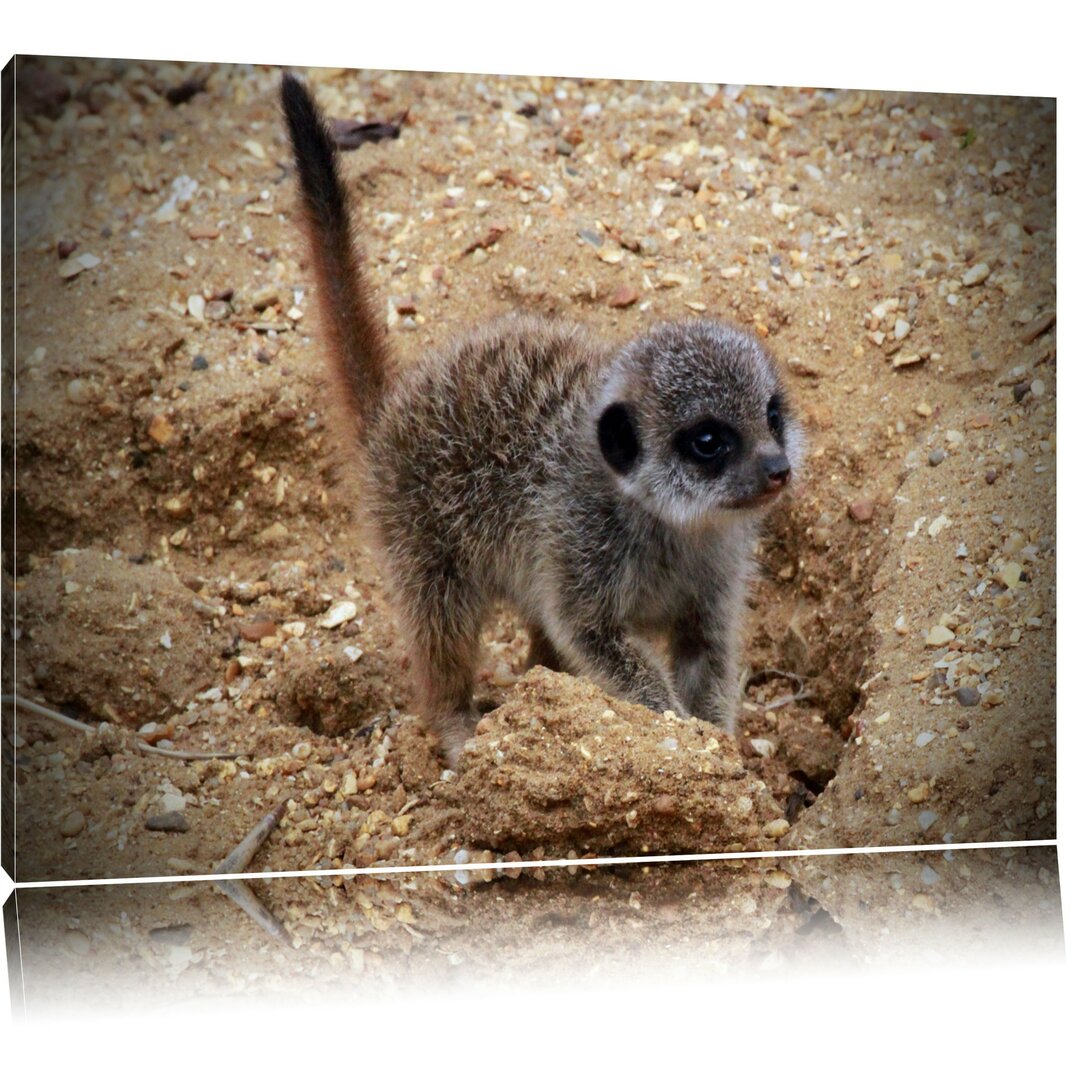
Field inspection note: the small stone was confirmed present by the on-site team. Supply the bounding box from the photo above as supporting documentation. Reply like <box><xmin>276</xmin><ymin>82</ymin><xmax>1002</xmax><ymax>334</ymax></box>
<box><xmin>763</xmin><ymin>818</ymin><xmax>790</xmax><ymax>839</ymax></box>
<box><xmin>894</xmin><ymin>318</ymin><xmax>911</xmax><ymax>340</ymax></box>
<box><xmin>191</xmin><ymin>355</ymin><xmax>209</xmax><ymax>371</ymax></box>
<box><xmin>955</xmin><ymin>687</ymin><xmax>980</xmax><ymax>707</ymax></box>
<box><xmin>985</xmin><ymin>469</ymin><xmax>998</xmax><ymax>485</ymax></box>
<box><xmin>962</xmin><ymin>262</ymin><xmax>991</xmax><ymax>286</ymax></box>
<box><xmin>928</xmin><ymin>449</ymin><xmax>945</xmax><ymax>466</ymax></box>
<box><xmin>148</xmin><ymin>414</ymin><xmax>175</xmax><ymax>446</ymax></box>
<box><xmin>205</xmin><ymin>300</ymin><xmax>230</xmax><ymax>321</ymax></box>
<box><xmin>749</xmin><ymin>738</ymin><xmax>776</xmax><ymax>758</ymax></box>
<box><xmin>319</xmin><ymin>600</ymin><xmax>358</xmax><ymax>629</ymax></box>
<box><xmin>146</xmin><ymin>812</ymin><xmax>190</xmax><ymax>833</ymax></box>
<box><xmin>925</xmin><ymin>625</ymin><xmax>955</xmax><ymax>647</ymax></box>
<box><xmin>787</xmin><ymin>356</ymin><xmax>823</xmax><ymax>377</ymax></box>
<box><xmin>927</xmin><ymin>514</ymin><xmax>950</xmax><ymax>538</ymax></box>
<box><xmin>907</xmin><ymin>782</ymin><xmax>930</xmax><ymax>804</ymax></box>
<box><xmin>848</xmin><ymin>497</ymin><xmax>874</xmax><ymax>523</ymax></box>
<box><xmin>1013</xmin><ymin>382</ymin><xmax>1031</xmax><ymax>403</ymax></box>
<box><xmin>256</xmin><ymin>522</ymin><xmax>289</xmax><ymax>546</ymax></box>
<box><xmin>997</xmin><ymin>562</ymin><xmax>1023</xmax><ymax>589</ymax></box>
<box><xmin>915</xmin><ymin>401</ymin><xmax>934</xmax><ymax>418</ymax></box>
<box><xmin>915</xmin><ymin>732</ymin><xmax>936</xmax><ymax>748</ymax></box>
<box><xmin>59</xmin><ymin>810</ymin><xmax>86</xmax><ymax>838</ymax></box>
<box><xmin>149</xmin><ymin>924</ymin><xmax>194</xmax><ymax>946</ymax></box>
<box><xmin>609</xmin><ymin>284</ymin><xmax>640</xmax><ymax>309</ymax></box>
<box><xmin>240</xmin><ymin>616</ymin><xmax>277</xmax><ymax>642</ymax></box>
<box><xmin>920</xmin><ymin>865</ymin><xmax>940</xmax><ymax>886</ymax></box>
<box><xmin>892</xmin><ymin>352</ymin><xmax>925</xmax><ymax>369</ymax></box>
<box><xmin>918</xmin><ymin>810</ymin><xmax>938</xmax><ymax>831</ymax></box>
<box><xmin>66</xmin><ymin>378</ymin><xmax>97</xmax><ymax>405</ymax></box>
<box><xmin>1030</xmin><ymin>378</ymin><xmax>1046</xmax><ymax>398</ymax></box>
<box><xmin>251</xmin><ymin>286</ymin><xmax>279</xmax><ymax>312</ymax></box>
<box><xmin>187</xmin><ymin>294</ymin><xmax>206</xmax><ymax>320</ymax></box>
<box><xmin>59</xmin><ymin>252</ymin><xmax>101</xmax><ymax>279</ymax></box>
<box><xmin>57</xmin><ymin>239</ymin><xmax>78</xmax><ymax>259</ymax></box>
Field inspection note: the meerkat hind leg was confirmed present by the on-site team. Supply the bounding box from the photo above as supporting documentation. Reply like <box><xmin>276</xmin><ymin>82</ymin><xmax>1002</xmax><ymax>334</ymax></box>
<box><xmin>405</xmin><ymin>604</ymin><xmax>484</xmax><ymax>769</ymax></box>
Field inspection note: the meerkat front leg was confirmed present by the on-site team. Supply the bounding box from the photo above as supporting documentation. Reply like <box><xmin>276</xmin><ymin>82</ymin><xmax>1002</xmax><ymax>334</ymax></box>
<box><xmin>670</xmin><ymin>583</ymin><xmax>745</xmax><ymax>736</ymax></box>
<box><xmin>554</xmin><ymin>606</ymin><xmax>687</xmax><ymax>717</ymax></box>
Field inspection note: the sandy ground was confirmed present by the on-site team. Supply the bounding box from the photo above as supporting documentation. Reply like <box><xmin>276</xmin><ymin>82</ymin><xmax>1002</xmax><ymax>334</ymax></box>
<box><xmin>2</xmin><ymin>58</ymin><xmax>1056</xmax><ymax>951</ymax></box>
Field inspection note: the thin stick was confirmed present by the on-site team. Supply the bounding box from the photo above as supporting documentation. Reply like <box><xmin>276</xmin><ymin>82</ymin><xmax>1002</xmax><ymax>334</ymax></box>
<box><xmin>744</xmin><ymin>669</ymin><xmax>812</xmax><ymax>712</ymax></box>
<box><xmin>213</xmin><ymin>802</ymin><xmax>289</xmax><ymax>940</ymax></box>
<box><xmin>3</xmin><ymin>693</ymin><xmax>246</xmax><ymax>761</ymax></box>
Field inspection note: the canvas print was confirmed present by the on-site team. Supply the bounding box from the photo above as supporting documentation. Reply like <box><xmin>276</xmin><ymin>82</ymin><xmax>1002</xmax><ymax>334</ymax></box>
<box><xmin>2</xmin><ymin>59</ymin><xmax>1056</xmax><ymax>925</ymax></box>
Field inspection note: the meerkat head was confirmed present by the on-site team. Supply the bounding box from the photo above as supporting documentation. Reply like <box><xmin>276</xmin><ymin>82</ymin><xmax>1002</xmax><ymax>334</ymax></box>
<box><xmin>594</xmin><ymin>321</ymin><xmax>805</xmax><ymax>528</ymax></box>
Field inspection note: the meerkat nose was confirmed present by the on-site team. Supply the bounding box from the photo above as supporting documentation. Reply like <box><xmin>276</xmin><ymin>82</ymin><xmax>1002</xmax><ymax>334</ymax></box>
<box><xmin>761</xmin><ymin>453</ymin><xmax>791</xmax><ymax>491</ymax></box>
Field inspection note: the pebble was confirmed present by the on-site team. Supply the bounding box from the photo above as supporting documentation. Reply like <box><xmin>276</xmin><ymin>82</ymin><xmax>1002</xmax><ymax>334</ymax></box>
<box><xmin>59</xmin><ymin>810</ymin><xmax>86</xmax><ymax>838</ymax></box>
<box><xmin>928</xmin><ymin>449</ymin><xmax>945</xmax><ymax>466</ymax></box>
<box><xmin>609</xmin><ymin>284</ymin><xmax>640</xmax><ymax>309</ymax></box>
<box><xmin>985</xmin><ymin>469</ymin><xmax>997</xmax><ymax>485</ymax></box>
<box><xmin>893</xmin><ymin>318</ymin><xmax>911</xmax><ymax>341</ymax></box>
<box><xmin>191</xmin><ymin>355</ymin><xmax>209</xmax><ymax>371</ymax></box>
<box><xmin>240</xmin><ymin>615</ymin><xmax>276</xmax><ymax>642</ymax></box>
<box><xmin>997</xmin><ymin>562</ymin><xmax>1023</xmax><ymax>589</ymax></box>
<box><xmin>319</xmin><ymin>600</ymin><xmax>358</xmax><ymax>629</ymax></box>
<box><xmin>925</xmin><ymin>625</ymin><xmax>955</xmax><ymax>647</ymax></box>
<box><xmin>749</xmin><ymin>738</ymin><xmax>776</xmax><ymax>758</ymax></box>
<box><xmin>149</xmin><ymin>924</ymin><xmax>193</xmax><ymax>946</ymax></box>
<box><xmin>187</xmin><ymin>295</ymin><xmax>206</xmax><ymax>320</ymax></box>
<box><xmin>256</xmin><ymin>522</ymin><xmax>289</xmax><ymax>546</ymax></box>
<box><xmin>58</xmin><ymin>252</ymin><xmax>101</xmax><ymax>279</ymax></box>
<box><xmin>763</xmin><ymin>818</ymin><xmax>790</xmax><ymax>840</ymax></box>
<box><xmin>892</xmin><ymin>352</ymin><xmax>924</xmax><ymax>369</ymax></box>
<box><xmin>146</xmin><ymin>812</ymin><xmax>190</xmax><ymax>833</ymax></box>
<box><xmin>955</xmin><ymin>687</ymin><xmax>980</xmax><ymax>707</ymax></box>
<box><xmin>1030</xmin><ymin>378</ymin><xmax>1046</xmax><ymax>398</ymax></box>
<box><xmin>66</xmin><ymin>378</ymin><xmax>97</xmax><ymax>405</ymax></box>
<box><xmin>787</xmin><ymin>356</ymin><xmax>823</xmax><ymax>377</ymax></box>
<box><xmin>848</xmin><ymin>497</ymin><xmax>874</xmax><ymax>523</ymax></box>
<box><xmin>915</xmin><ymin>732</ymin><xmax>936</xmax><ymax>748</ymax></box>
<box><xmin>148</xmin><ymin>414</ymin><xmax>175</xmax><ymax>446</ymax></box>
<box><xmin>918</xmin><ymin>810</ymin><xmax>938</xmax><ymax>831</ymax></box>
<box><xmin>920</xmin><ymin>865</ymin><xmax>941</xmax><ymax>886</ymax></box>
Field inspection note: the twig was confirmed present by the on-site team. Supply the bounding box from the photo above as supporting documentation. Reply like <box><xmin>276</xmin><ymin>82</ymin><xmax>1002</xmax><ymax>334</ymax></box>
<box><xmin>3</xmin><ymin>693</ymin><xmax>247</xmax><ymax>761</ymax></box>
<box><xmin>213</xmin><ymin>803</ymin><xmax>289</xmax><ymax>940</ymax></box>
<box><xmin>743</xmin><ymin>669</ymin><xmax>812</xmax><ymax>711</ymax></box>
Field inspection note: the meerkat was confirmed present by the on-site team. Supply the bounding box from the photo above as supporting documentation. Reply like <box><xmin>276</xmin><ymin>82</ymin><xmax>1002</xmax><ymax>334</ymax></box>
<box><xmin>280</xmin><ymin>74</ymin><xmax>804</xmax><ymax>767</ymax></box>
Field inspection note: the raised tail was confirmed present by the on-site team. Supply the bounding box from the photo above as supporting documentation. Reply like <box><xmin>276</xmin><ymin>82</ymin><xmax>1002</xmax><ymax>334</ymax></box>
<box><xmin>280</xmin><ymin>72</ymin><xmax>391</xmax><ymax>429</ymax></box>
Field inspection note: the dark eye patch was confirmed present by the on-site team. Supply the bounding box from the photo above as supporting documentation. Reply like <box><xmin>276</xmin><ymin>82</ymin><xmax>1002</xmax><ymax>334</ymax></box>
<box><xmin>767</xmin><ymin>394</ymin><xmax>784</xmax><ymax>438</ymax></box>
<box><xmin>674</xmin><ymin>418</ymin><xmax>740</xmax><ymax>470</ymax></box>
<box><xmin>598</xmin><ymin>403</ymin><xmax>640</xmax><ymax>474</ymax></box>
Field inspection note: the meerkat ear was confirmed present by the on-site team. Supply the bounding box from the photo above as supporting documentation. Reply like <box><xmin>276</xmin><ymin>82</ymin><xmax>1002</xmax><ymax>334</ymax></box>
<box><xmin>598</xmin><ymin>402</ymin><xmax>640</xmax><ymax>474</ymax></box>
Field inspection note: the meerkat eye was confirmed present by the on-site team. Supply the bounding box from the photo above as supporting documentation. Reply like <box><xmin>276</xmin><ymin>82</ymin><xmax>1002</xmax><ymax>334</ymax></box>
<box><xmin>598</xmin><ymin>403</ymin><xmax>640</xmax><ymax>474</ymax></box>
<box><xmin>675</xmin><ymin>419</ymin><xmax>738</xmax><ymax>466</ymax></box>
<box><xmin>767</xmin><ymin>394</ymin><xmax>784</xmax><ymax>437</ymax></box>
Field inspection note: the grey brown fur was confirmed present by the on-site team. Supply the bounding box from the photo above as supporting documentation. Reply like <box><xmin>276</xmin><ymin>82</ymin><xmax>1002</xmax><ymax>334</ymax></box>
<box><xmin>281</xmin><ymin>75</ymin><xmax>804</xmax><ymax>766</ymax></box>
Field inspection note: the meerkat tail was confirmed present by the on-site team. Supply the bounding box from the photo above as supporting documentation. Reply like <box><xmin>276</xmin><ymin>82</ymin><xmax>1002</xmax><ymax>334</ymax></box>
<box><xmin>280</xmin><ymin>72</ymin><xmax>391</xmax><ymax>428</ymax></box>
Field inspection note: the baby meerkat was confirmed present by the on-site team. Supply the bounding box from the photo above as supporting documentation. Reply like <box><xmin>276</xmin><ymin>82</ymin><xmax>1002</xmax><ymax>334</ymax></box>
<box><xmin>281</xmin><ymin>74</ymin><xmax>804</xmax><ymax>767</ymax></box>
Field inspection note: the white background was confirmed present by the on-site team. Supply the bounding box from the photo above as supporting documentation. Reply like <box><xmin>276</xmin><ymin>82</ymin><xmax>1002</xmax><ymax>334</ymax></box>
<box><xmin>2</xmin><ymin>2</ymin><xmax>1074</xmax><ymax>1072</ymax></box>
